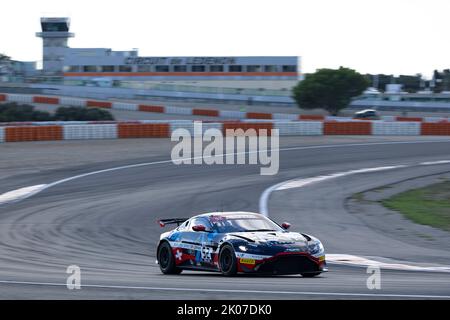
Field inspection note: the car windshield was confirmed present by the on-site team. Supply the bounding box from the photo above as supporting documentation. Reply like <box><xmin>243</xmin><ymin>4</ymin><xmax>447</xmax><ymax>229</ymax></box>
<box><xmin>208</xmin><ymin>214</ymin><xmax>283</xmax><ymax>233</ymax></box>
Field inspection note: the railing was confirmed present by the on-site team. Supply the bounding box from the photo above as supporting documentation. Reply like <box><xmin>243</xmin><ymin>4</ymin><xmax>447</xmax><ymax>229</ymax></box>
<box><xmin>61</xmin><ymin>80</ymin><xmax>294</xmax><ymax>97</ymax></box>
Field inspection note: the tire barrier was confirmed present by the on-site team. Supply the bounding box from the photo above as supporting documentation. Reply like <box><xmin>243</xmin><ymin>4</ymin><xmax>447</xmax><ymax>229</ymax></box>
<box><xmin>299</xmin><ymin>115</ymin><xmax>325</xmax><ymax>121</ymax></box>
<box><xmin>60</xmin><ymin>97</ymin><xmax>86</xmax><ymax>107</ymax></box>
<box><xmin>192</xmin><ymin>109</ymin><xmax>220</xmax><ymax>117</ymax></box>
<box><xmin>396</xmin><ymin>116</ymin><xmax>423</xmax><ymax>122</ymax></box>
<box><xmin>63</xmin><ymin>124</ymin><xmax>118</xmax><ymax>140</ymax></box>
<box><xmin>112</xmin><ymin>102</ymin><xmax>139</xmax><ymax>111</ymax></box>
<box><xmin>5</xmin><ymin>125</ymin><xmax>63</xmax><ymax>142</ymax></box>
<box><xmin>219</xmin><ymin>110</ymin><xmax>246</xmax><ymax>119</ymax></box>
<box><xmin>373</xmin><ymin>122</ymin><xmax>421</xmax><ymax>136</ymax></box>
<box><xmin>223</xmin><ymin>122</ymin><xmax>273</xmax><ymax>136</ymax></box>
<box><xmin>272</xmin><ymin>113</ymin><xmax>298</xmax><ymax>120</ymax></box>
<box><xmin>33</xmin><ymin>96</ymin><xmax>60</xmax><ymax>105</ymax></box>
<box><xmin>275</xmin><ymin>121</ymin><xmax>323</xmax><ymax>136</ymax></box>
<box><xmin>6</xmin><ymin>94</ymin><xmax>33</xmax><ymax>104</ymax></box>
<box><xmin>324</xmin><ymin>121</ymin><xmax>372</xmax><ymax>135</ymax></box>
<box><xmin>138</xmin><ymin>105</ymin><xmax>165</xmax><ymax>113</ymax></box>
<box><xmin>1</xmin><ymin>120</ymin><xmax>450</xmax><ymax>143</ymax></box>
<box><xmin>169</xmin><ymin>121</ymin><xmax>223</xmax><ymax>136</ymax></box>
<box><xmin>117</xmin><ymin>123</ymin><xmax>170</xmax><ymax>138</ymax></box>
<box><xmin>421</xmin><ymin>123</ymin><xmax>450</xmax><ymax>136</ymax></box>
<box><xmin>246</xmin><ymin>112</ymin><xmax>273</xmax><ymax>120</ymax></box>
<box><xmin>86</xmin><ymin>100</ymin><xmax>112</xmax><ymax>108</ymax></box>
<box><xmin>165</xmin><ymin>105</ymin><xmax>193</xmax><ymax>115</ymax></box>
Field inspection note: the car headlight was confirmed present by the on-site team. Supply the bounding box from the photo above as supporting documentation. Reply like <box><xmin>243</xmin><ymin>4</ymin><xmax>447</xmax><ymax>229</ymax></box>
<box><xmin>238</xmin><ymin>245</ymin><xmax>248</xmax><ymax>252</ymax></box>
<box><xmin>308</xmin><ymin>241</ymin><xmax>324</xmax><ymax>256</ymax></box>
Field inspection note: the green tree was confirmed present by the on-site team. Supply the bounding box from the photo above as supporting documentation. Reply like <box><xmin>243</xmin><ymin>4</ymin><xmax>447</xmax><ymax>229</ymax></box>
<box><xmin>54</xmin><ymin>106</ymin><xmax>114</xmax><ymax>121</ymax></box>
<box><xmin>292</xmin><ymin>67</ymin><xmax>369</xmax><ymax>115</ymax></box>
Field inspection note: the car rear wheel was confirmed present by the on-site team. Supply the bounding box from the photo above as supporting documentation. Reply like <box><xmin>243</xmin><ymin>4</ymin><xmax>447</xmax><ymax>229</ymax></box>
<box><xmin>158</xmin><ymin>241</ymin><xmax>182</xmax><ymax>275</ymax></box>
<box><xmin>219</xmin><ymin>244</ymin><xmax>237</xmax><ymax>276</ymax></box>
<box><xmin>301</xmin><ymin>272</ymin><xmax>321</xmax><ymax>278</ymax></box>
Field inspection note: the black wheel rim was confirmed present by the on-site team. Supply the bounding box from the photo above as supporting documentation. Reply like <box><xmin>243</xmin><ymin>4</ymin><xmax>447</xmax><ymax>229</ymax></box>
<box><xmin>220</xmin><ymin>248</ymin><xmax>232</xmax><ymax>272</ymax></box>
<box><xmin>159</xmin><ymin>246</ymin><xmax>170</xmax><ymax>269</ymax></box>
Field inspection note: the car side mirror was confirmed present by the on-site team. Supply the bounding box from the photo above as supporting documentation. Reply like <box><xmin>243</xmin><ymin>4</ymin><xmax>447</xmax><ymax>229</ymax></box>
<box><xmin>192</xmin><ymin>225</ymin><xmax>207</xmax><ymax>232</ymax></box>
<box><xmin>281</xmin><ymin>222</ymin><xmax>291</xmax><ymax>230</ymax></box>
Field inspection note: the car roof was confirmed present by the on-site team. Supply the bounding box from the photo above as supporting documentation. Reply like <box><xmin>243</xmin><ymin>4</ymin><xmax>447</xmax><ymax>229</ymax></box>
<box><xmin>194</xmin><ymin>211</ymin><xmax>263</xmax><ymax>219</ymax></box>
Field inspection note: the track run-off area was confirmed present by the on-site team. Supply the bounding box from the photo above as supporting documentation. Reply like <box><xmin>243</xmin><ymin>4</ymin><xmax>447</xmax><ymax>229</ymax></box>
<box><xmin>0</xmin><ymin>136</ymin><xmax>450</xmax><ymax>299</ymax></box>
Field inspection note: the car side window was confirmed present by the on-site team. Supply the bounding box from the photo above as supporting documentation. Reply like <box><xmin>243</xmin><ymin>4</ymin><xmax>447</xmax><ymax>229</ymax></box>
<box><xmin>177</xmin><ymin>220</ymin><xmax>190</xmax><ymax>231</ymax></box>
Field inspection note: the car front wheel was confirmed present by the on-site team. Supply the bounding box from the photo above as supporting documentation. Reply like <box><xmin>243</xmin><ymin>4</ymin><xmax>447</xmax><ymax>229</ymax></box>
<box><xmin>219</xmin><ymin>244</ymin><xmax>238</xmax><ymax>276</ymax></box>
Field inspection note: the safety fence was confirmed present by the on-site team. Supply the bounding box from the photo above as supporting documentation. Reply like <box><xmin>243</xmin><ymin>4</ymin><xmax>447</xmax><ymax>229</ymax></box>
<box><xmin>2</xmin><ymin>93</ymin><xmax>449</xmax><ymax>123</ymax></box>
<box><xmin>1</xmin><ymin>121</ymin><xmax>450</xmax><ymax>143</ymax></box>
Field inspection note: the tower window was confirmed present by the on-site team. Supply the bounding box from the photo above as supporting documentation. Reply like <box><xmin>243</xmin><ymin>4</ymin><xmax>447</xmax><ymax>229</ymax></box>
<box><xmin>119</xmin><ymin>65</ymin><xmax>133</xmax><ymax>72</ymax></box>
<box><xmin>264</xmin><ymin>65</ymin><xmax>278</xmax><ymax>72</ymax></box>
<box><xmin>102</xmin><ymin>66</ymin><xmax>115</xmax><ymax>72</ymax></box>
<box><xmin>83</xmin><ymin>66</ymin><xmax>98</xmax><ymax>72</ymax></box>
<box><xmin>155</xmin><ymin>65</ymin><xmax>169</xmax><ymax>72</ymax></box>
<box><xmin>246</xmin><ymin>65</ymin><xmax>262</xmax><ymax>72</ymax></box>
<box><xmin>209</xmin><ymin>65</ymin><xmax>224</xmax><ymax>72</ymax></box>
<box><xmin>174</xmin><ymin>65</ymin><xmax>187</xmax><ymax>72</ymax></box>
<box><xmin>191</xmin><ymin>65</ymin><xmax>206</xmax><ymax>72</ymax></box>
<box><xmin>229</xmin><ymin>65</ymin><xmax>242</xmax><ymax>72</ymax></box>
<box><xmin>41</xmin><ymin>23</ymin><xmax>69</xmax><ymax>32</ymax></box>
<box><xmin>282</xmin><ymin>65</ymin><xmax>297</xmax><ymax>72</ymax></box>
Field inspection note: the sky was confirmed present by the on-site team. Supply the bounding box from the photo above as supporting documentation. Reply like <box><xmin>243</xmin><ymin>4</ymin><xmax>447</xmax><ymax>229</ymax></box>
<box><xmin>1</xmin><ymin>0</ymin><xmax>449</xmax><ymax>78</ymax></box>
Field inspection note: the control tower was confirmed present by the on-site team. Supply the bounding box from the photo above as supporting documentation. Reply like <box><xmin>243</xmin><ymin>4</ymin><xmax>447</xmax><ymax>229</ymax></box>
<box><xmin>36</xmin><ymin>17</ymin><xmax>74</xmax><ymax>75</ymax></box>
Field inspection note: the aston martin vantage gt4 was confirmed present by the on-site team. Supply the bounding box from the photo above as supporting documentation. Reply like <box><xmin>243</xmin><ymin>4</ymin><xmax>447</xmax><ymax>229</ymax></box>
<box><xmin>156</xmin><ymin>212</ymin><xmax>327</xmax><ymax>277</ymax></box>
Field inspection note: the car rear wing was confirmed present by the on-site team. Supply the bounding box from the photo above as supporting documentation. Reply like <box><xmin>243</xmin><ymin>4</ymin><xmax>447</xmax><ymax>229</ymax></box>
<box><xmin>157</xmin><ymin>218</ymin><xmax>190</xmax><ymax>227</ymax></box>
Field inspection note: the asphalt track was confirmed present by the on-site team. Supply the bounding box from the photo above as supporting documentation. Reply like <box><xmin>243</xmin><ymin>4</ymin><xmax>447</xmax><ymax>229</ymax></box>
<box><xmin>1</xmin><ymin>137</ymin><xmax>450</xmax><ymax>299</ymax></box>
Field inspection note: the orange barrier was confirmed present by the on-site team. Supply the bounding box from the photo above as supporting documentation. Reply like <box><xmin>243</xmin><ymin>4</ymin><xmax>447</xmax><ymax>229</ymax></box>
<box><xmin>192</xmin><ymin>108</ymin><xmax>220</xmax><ymax>117</ymax></box>
<box><xmin>87</xmin><ymin>100</ymin><xmax>112</xmax><ymax>108</ymax></box>
<box><xmin>246</xmin><ymin>112</ymin><xmax>273</xmax><ymax>120</ymax></box>
<box><xmin>421</xmin><ymin>123</ymin><xmax>450</xmax><ymax>135</ymax></box>
<box><xmin>118</xmin><ymin>123</ymin><xmax>170</xmax><ymax>138</ymax></box>
<box><xmin>396</xmin><ymin>117</ymin><xmax>423</xmax><ymax>122</ymax></box>
<box><xmin>139</xmin><ymin>104</ymin><xmax>165</xmax><ymax>113</ymax></box>
<box><xmin>0</xmin><ymin>94</ymin><xmax>6</xmax><ymax>102</ymax></box>
<box><xmin>5</xmin><ymin>125</ymin><xmax>63</xmax><ymax>142</ymax></box>
<box><xmin>223</xmin><ymin>122</ymin><xmax>273</xmax><ymax>136</ymax></box>
<box><xmin>33</xmin><ymin>96</ymin><xmax>60</xmax><ymax>105</ymax></box>
<box><xmin>299</xmin><ymin>115</ymin><xmax>325</xmax><ymax>121</ymax></box>
<box><xmin>324</xmin><ymin>122</ymin><xmax>372</xmax><ymax>135</ymax></box>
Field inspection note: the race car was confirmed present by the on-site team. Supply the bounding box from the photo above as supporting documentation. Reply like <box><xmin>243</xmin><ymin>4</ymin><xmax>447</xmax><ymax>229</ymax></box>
<box><xmin>156</xmin><ymin>211</ymin><xmax>327</xmax><ymax>277</ymax></box>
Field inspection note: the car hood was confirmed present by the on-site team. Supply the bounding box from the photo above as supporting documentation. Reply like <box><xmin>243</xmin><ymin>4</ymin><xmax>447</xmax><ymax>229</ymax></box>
<box><xmin>229</xmin><ymin>231</ymin><xmax>308</xmax><ymax>246</ymax></box>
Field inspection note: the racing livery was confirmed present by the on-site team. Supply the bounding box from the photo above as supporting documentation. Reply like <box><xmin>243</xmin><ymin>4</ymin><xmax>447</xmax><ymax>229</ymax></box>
<box><xmin>156</xmin><ymin>212</ymin><xmax>327</xmax><ymax>277</ymax></box>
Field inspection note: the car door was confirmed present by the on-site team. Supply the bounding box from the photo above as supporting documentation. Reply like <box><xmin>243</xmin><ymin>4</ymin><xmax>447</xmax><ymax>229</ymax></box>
<box><xmin>184</xmin><ymin>217</ymin><xmax>217</xmax><ymax>269</ymax></box>
<box><xmin>168</xmin><ymin>220</ymin><xmax>198</xmax><ymax>268</ymax></box>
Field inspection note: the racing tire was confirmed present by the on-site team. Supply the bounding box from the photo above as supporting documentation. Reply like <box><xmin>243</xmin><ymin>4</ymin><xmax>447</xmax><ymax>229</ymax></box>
<box><xmin>158</xmin><ymin>241</ymin><xmax>182</xmax><ymax>275</ymax></box>
<box><xmin>219</xmin><ymin>244</ymin><xmax>238</xmax><ymax>276</ymax></box>
<box><xmin>301</xmin><ymin>272</ymin><xmax>321</xmax><ymax>278</ymax></box>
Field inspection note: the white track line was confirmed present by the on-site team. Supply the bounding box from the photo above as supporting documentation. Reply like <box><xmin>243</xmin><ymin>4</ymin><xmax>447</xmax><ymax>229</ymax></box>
<box><xmin>0</xmin><ymin>184</ymin><xmax>47</xmax><ymax>204</ymax></box>
<box><xmin>1</xmin><ymin>139</ymin><xmax>450</xmax><ymax>205</ymax></box>
<box><xmin>259</xmin><ymin>160</ymin><xmax>450</xmax><ymax>272</ymax></box>
<box><xmin>327</xmin><ymin>254</ymin><xmax>450</xmax><ymax>272</ymax></box>
<box><xmin>0</xmin><ymin>280</ymin><xmax>449</xmax><ymax>299</ymax></box>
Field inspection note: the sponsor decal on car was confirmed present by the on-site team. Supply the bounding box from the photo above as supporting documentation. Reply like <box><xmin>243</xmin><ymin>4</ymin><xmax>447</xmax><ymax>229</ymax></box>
<box><xmin>235</xmin><ymin>252</ymin><xmax>271</xmax><ymax>260</ymax></box>
<box><xmin>285</xmin><ymin>248</ymin><xmax>301</xmax><ymax>252</ymax></box>
<box><xmin>239</xmin><ymin>258</ymin><xmax>256</xmax><ymax>265</ymax></box>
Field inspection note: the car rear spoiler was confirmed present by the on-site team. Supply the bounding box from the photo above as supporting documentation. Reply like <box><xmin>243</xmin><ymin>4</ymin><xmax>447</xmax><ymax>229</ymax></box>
<box><xmin>157</xmin><ymin>218</ymin><xmax>189</xmax><ymax>227</ymax></box>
